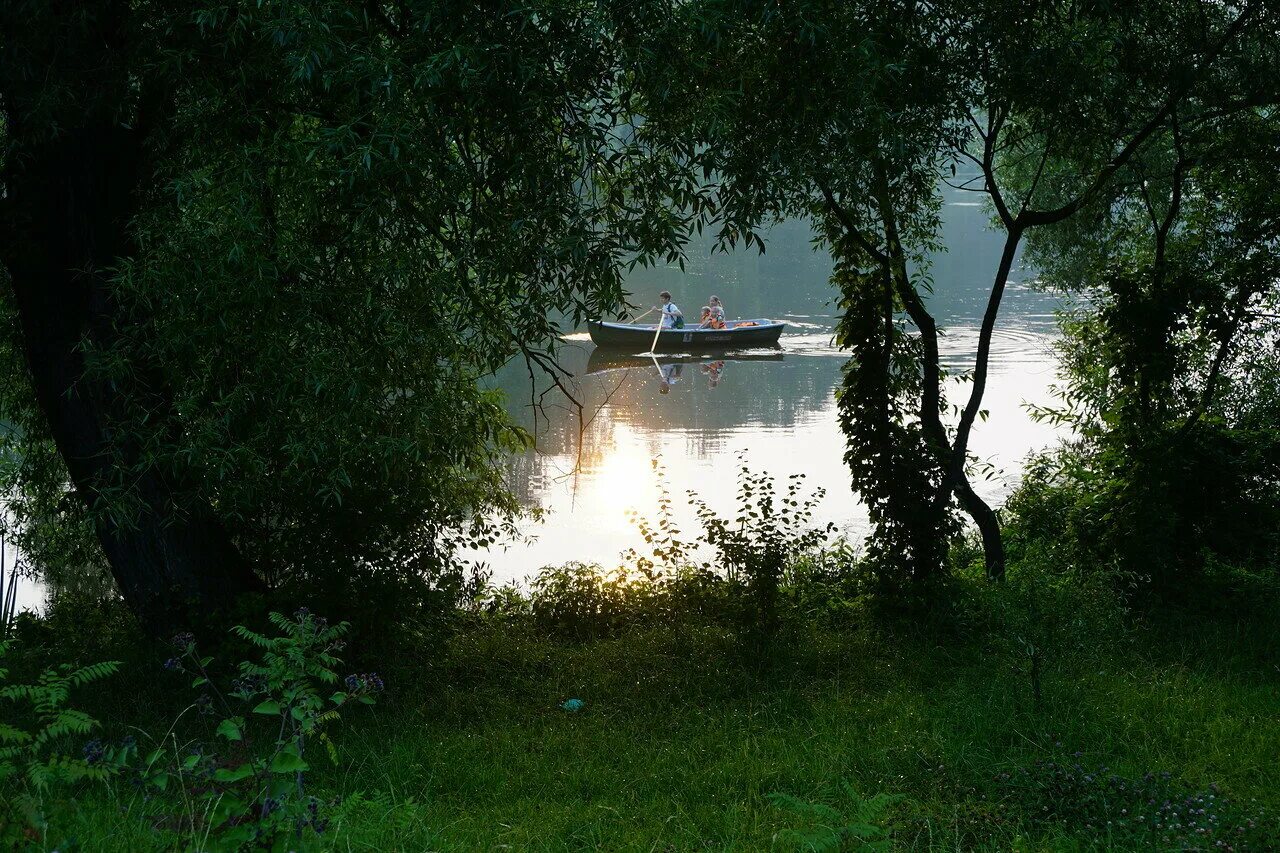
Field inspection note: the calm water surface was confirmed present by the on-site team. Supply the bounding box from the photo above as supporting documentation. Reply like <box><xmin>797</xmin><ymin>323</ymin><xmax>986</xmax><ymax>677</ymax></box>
<box><xmin>476</xmin><ymin>189</ymin><xmax>1064</xmax><ymax>582</ymax></box>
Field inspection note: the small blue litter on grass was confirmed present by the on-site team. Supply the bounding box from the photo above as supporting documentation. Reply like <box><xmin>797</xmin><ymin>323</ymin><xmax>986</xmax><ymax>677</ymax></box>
<box><xmin>561</xmin><ymin>698</ymin><xmax>585</xmax><ymax>712</ymax></box>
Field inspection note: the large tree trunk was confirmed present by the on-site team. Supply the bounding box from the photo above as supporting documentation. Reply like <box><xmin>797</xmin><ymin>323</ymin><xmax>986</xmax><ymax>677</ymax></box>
<box><xmin>1</xmin><ymin>121</ymin><xmax>264</xmax><ymax>632</ymax></box>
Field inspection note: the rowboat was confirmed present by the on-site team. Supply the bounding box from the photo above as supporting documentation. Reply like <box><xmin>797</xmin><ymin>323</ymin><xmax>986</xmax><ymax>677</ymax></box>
<box><xmin>587</xmin><ymin>319</ymin><xmax>785</xmax><ymax>352</ymax></box>
<box><xmin>586</xmin><ymin>349</ymin><xmax>784</xmax><ymax>375</ymax></box>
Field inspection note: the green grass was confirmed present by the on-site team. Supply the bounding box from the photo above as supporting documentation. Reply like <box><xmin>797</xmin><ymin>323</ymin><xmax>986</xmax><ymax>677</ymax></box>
<box><xmin>32</xmin><ymin>584</ymin><xmax>1280</xmax><ymax>852</ymax></box>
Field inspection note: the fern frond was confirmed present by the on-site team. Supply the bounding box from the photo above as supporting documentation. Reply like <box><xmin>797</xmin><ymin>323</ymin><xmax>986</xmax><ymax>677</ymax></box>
<box><xmin>0</xmin><ymin>723</ymin><xmax>32</xmax><ymax>744</ymax></box>
<box><xmin>67</xmin><ymin>661</ymin><xmax>122</xmax><ymax>686</ymax></box>
<box><xmin>0</xmin><ymin>684</ymin><xmax>37</xmax><ymax>701</ymax></box>
<box><xmin>232</xmin><ymin>625</ymin><xmax>273</xmax><ymax>648</ymax></box>
<box><xmin>768</xmin><ymin>792</ymin><xmax>843</xmax><ymax>823</ymax></box>
<box><xmin>51</xmin><ymin>709</ymin><xmax>97</xmax><ymax>732</ymax></box>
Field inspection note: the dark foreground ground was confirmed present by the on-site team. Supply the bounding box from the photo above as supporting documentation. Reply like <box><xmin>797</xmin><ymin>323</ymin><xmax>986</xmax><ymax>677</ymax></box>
<box><xmin>14</xmin><ymin>569</ymin><xmax>1280</xmax><ymax>851</ymax></box>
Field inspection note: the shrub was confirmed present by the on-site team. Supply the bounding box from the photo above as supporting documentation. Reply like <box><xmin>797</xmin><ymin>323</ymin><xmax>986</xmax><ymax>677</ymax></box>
<box><xmin>1006</xmin><ymin>428</ymin><xmax>1280</xmax><ymax>596</ymax></box>
<box><xmin>689</xmin><ymin>462</ymin><xmax>834</xmax><ymax>654</ymax></box>
<box><xmin>521</xmin><ymin>462</ymin><xmax>836</xmax><ymax>648</ymax></box>
<box><xmin>0</xmin><ymin>639</ymin><xmax>122</xmax><ymax>847</ymax></box>
<box><xmin>128</xmin><ymin>609</ymin><xmax>382</xmax><ymax>850</ymax></box>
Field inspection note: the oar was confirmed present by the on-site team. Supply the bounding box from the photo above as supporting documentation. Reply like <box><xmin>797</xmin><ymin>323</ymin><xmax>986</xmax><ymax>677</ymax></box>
<box><xmin>627</xmin><ymin>307</ymin><xmax>657</xmax><ymax>324</ymax></box>
<box><xmin>647</xmin><ymin>311</ymin><xmax>664</xmax><ymax>355</ymax></box>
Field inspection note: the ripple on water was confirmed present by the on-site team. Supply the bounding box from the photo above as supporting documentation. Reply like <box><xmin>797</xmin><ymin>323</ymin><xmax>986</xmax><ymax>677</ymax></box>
<box><xmin>778</xmin><ymin>332</ymin><xmax>842</xmax><ymax>356</ymax></box>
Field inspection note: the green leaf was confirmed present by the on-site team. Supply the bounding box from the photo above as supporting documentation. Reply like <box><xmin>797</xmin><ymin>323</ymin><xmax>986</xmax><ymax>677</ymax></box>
<box><xmin>218</xmin><ymin>825</ymin><xmax>255</xmax><ymax>845</ymax></box>
<box><xmin>268</xmin><ymin>744</ymin><xmax>309</xmax><ymax>774</ymax></box>
<box><xmin>213</xmin><ymin>763</ymin><xmax>255</xmax><ymax>783</ymax></box>
<box><xmin>216</xmin><ymin>718</ymin><xmax>243</xmax><ymax>741</ymax></box>
<box><xmin>212</xmin><ymin>794</ymin><xmax>248</xmax><ymax>823</ymax></box>
<box><xmin>253</xmin><ymin>700</ymin><xmax>282</xmax><ymax>715</ymax></box>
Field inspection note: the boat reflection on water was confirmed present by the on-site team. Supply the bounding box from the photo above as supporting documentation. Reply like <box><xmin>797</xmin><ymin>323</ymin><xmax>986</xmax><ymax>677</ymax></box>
<box><xmin>584</xmin><ymin>348</ymin><xmax>786</xmax><ymax>394</ymax></box>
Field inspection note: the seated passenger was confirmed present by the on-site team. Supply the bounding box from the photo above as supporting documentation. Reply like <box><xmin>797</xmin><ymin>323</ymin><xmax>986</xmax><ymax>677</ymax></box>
<box><xmin>708</xmin><ymin>295</ymin><xmax>727</xmax><ymax>327</ymax></box>
<box><xmin>698</xmin><ymin>306</ymin><xmax>714</xmax><ymax>328</ymax></box>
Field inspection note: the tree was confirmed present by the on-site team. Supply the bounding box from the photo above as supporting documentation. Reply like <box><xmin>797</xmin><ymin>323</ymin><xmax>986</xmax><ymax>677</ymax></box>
<box><xmin>635</xmin><ymin>0</ymin><xmax>1278</xmax><ymax>583</ymax></box>
<box><xmin>0</xmin><ymin>1</ymin><xmax>704</xmax><ymax>629</ymax></box>
<box><xmin>633</xmin><ymin>0</ymin><xmax>970</xmax><ymax>586</ymax></box>
<box><xmin>940</xmin><ymin>0</ymin><xmax>1278</xmax><ymax>578</ymax></box>
<box><xmin>1005</xmin><ymin>35</ymin><xmax>1280</xmax><ymax>587</ymax></box>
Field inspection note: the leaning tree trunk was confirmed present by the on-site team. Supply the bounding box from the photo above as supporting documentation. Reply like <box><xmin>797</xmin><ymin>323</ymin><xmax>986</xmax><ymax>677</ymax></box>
<box><xmin>1</xmin><ymin>121</ymin><xmax>264</xmax><ymax>632</ymax></box>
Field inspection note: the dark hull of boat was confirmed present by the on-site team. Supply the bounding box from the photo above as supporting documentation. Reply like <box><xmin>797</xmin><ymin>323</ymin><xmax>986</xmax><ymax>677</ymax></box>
<box><xmin>586</xmin><ymin>349</ymin><xmax>784</xmax><ymax>375</ymax></box>
<box><xmin>587</xmin><ymin>319</ymin><xmax>785</xmax><ymax>352</ymax></box>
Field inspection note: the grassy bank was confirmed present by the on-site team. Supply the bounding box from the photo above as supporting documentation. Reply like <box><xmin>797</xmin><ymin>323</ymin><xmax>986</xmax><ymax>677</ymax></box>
<box><xmin>22</xmin><ymin>569</ymin><xmax>1280</xmax><ymax>851</ymax></box>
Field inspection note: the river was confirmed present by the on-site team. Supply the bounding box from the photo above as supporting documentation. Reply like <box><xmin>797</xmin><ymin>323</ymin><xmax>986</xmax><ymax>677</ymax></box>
<box><xmin>476</xmin><ymin>186</ymin><xmax>1064</xmax><ymax>582</ymax></box>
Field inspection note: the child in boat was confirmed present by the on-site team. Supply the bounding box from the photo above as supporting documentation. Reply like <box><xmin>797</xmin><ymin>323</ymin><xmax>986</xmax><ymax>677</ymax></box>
<box><xmin>701</xmin><ymin>298</ymin><xmax>726</xmax><ymax>329</ymax></box>
<box><xmin>708</xmin><ymin>295</ymin><xmax>726</xmax><ymax>327</ymax></box>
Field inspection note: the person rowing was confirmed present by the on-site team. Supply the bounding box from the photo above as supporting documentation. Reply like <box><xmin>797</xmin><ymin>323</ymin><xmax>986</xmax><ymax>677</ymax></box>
<box><xmin>658</xmin><ymin>362</ymin><xmax>683</xmax><ymax>394</ymax></box>
<box><xmin>656</xmin><ymin>291</ymin><xmax>684</xmax><ymax>329</ymax></box>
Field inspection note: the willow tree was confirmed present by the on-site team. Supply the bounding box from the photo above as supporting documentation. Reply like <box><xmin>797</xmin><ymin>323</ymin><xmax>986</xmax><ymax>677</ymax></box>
<box><xmin>0</xmin><ymin>1</ymin><xmax>703</xmax><ymax>629</ymax></box>
<box><xmin>636</xmin><ymin>0</ymin><xmax>1276</xmax><ymax>584</ymax></box>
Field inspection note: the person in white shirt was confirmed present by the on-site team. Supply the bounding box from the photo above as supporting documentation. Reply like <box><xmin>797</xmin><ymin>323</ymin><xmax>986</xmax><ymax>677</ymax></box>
<box><xmin>659</xmin><ymin>362</ymin><xmax>683</xmax><ymax>394</ymax></box>
<box><xmin>656</xmin><ymin>290</ymin><xmax>683</xmax><ymax>328</ymax></box>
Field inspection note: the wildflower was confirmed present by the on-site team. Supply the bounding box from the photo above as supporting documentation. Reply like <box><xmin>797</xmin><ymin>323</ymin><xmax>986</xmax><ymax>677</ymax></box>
<box><xmin>561</xmin><ymin>698</ymin><xmax>585</xmax><ymax>712</ymax></box>
<box><xmin>163</xmin><ymin>657</ymin><xmax>183</xmax><ymax>672</ymax></box>
<box><xmin>171</xmin><ymin>632</ymin><xmax>195</xmax><ymax>650</ymax></box>
<box><xmin>343</xmin><ymin>672</ymin><xmax>385</xmax><ymax>693</ymax></box>
<box><xmin>82</xmin><ymin>739</ymin><xmax>105</xmax><ymax>765</ymax></box>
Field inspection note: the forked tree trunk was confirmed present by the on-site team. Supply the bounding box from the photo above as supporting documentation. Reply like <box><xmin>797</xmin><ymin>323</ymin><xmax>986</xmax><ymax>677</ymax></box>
<box><xmin>1</xmin><ymin>122</ymin><xmax>263</xmax><ymax>632</ymax></box>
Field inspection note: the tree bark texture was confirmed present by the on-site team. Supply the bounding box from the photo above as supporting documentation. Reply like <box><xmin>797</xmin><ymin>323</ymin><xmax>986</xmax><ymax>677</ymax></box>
<box><xmin>1</xmin><ymin>120</ymin><xmax>263</xmax><ymax>631</ymax></box>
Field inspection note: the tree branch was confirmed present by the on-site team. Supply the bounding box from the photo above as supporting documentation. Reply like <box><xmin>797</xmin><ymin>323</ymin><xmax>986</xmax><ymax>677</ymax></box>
<box><xmin>815</xmin><ymin>177</ymin><xmax>889</xmax><ymax>265</ymax></box>
<box><xmin>1015</xmin><ymin>4</ymin><xmax>1259</xmax><ymax>228</ymax></box>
